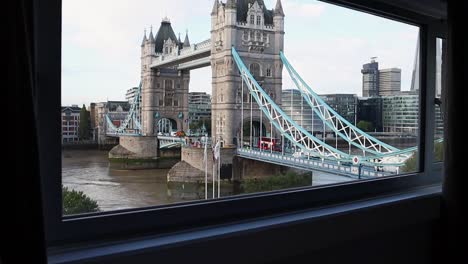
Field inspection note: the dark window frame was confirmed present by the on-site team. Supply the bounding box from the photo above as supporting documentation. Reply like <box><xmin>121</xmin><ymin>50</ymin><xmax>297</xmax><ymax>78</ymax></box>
<box><xmin>35</xmin><ymin>0</ymin><xmax>445</xmax><ymax>247</ymax></box>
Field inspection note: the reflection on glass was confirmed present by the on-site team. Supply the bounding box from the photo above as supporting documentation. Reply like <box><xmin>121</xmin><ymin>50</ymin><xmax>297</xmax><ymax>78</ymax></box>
<box><xmin>61</xmin><ymin>0</ymin><xmax>420</xmax><ymax>215</ymax></box>
<box><xmin>434</xmin><ymin>38</ymin><xmax>445</xmax><ymax>162</ymax></box>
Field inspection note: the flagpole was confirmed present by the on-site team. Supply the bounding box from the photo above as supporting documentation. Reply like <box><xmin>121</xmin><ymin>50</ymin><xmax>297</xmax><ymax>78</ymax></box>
<box><xmin>204</xmin><ymin>134</ymin><xmax>208</xmax><ymax>200</ymax></box>
<box><xmin>212</xmin><ymin>151</ymin><xmax>215</xmax><ymax>199</ymax></box>
<box><xmin>218</xmin><ymin>152</ymin><xmax>221</xmax><ymax>198</ymax></box>
<box><xmin>212</xmin><ymin>140</ymin><xmax>216</xmax><ymax>199</ymax></box>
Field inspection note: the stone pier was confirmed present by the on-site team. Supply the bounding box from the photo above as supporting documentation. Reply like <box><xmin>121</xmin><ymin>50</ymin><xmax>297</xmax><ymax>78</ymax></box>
<box><xmin>109</xmin><ymin>135</ymin><xmax>180</xmax><ymax>169</ymax></box>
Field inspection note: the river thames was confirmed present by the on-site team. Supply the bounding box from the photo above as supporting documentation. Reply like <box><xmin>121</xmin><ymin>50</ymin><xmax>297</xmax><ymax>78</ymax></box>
<box><xmin>62</xmin><ymin>149</ymin><xmax>357</xmax><ymax>212</ymax></box>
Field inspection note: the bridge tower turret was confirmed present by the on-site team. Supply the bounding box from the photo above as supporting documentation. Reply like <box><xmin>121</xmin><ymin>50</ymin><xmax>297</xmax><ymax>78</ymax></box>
<box><xmin>140</xmin><ymin>19</ymin><xmax>190</xmax><ymax>136</ymax></box>
<box><xmin>210</xmin><ymin>0</ymin><xmax>284</xmax><ymax>147</ymax></box>
<box><xmin>141</xmin><ymin>26</ymin><xmax>157</xmax><ymax>135</ymax></box>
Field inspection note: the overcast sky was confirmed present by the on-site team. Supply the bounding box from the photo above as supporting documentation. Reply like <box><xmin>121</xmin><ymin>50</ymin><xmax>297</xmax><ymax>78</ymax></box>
<box><xmin>62</xmin><ymin>0</ymin><xmax>419</xmax><ymax>106</ymax></box>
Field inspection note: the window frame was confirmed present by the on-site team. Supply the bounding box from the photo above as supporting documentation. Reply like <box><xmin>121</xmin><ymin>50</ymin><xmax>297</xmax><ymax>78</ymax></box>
<box><xmin>36</xmin><ymin>0</ymin><xmax>446</xmax><ymax>246</ymax></box>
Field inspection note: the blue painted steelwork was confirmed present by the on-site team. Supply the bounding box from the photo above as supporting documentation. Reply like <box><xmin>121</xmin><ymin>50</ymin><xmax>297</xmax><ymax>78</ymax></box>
<box><xmin>232</xmin><ymin>47</ymin><xmax>416</xmax><ymax>167</ymax></box>
<box><xmin>106</xmin><ymin>83</ymin><xmax>142</xmax><ymax>136</ymax></box>
<box><xmin>280</xmin><ymin>52</ymin><xmax>400</xmax><ymax>157</ymax></box>
<box><xmin>237</xmin><ymin>148</ymin><xmax>392</xmax><ymax>178</ymax></box>
<box><xmin>281</xmin><ymin>52</ymin><xmax>445</xmax><ymax>163</ymax></box>
<box><xmin>232</xmin><ymin>47</ymin><xmax>351</xmax><ymax>161</ymax></box>
<box><xmin>158</xmin><ymin>136</ymin><xmax>185</xmax><ymax>149</ymax></box>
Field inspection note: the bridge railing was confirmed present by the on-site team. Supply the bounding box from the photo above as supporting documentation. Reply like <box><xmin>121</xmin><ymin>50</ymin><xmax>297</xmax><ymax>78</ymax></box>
<box><xmin>237</xmin><ymin>148</ymin><xmax>392</xmax><ymax>178</ymax></box>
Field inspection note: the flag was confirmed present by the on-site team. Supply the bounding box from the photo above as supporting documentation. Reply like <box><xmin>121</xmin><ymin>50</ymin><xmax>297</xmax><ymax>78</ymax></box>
<box><xmin>213</xmin><ymin>140</ymin><xmax>220</xmax><ymax>161</ymax></box>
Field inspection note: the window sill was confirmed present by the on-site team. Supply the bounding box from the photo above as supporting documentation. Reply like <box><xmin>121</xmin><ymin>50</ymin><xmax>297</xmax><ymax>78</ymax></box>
<box><xmin>48</xmin><ymin>184</ymin><xmax>441</xmax><ymax>264</ymax></box>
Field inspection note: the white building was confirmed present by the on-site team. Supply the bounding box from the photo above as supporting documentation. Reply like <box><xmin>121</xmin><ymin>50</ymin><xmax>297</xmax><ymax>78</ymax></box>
<box><xmin>189</xmin><ymin>92</ymin><xmax>211</xmax><ymax>122</ymax></box>
<box><xmin>125</xmin><ymin>87</ymin><xmax>139</xmax><ymax>104</ymax></box>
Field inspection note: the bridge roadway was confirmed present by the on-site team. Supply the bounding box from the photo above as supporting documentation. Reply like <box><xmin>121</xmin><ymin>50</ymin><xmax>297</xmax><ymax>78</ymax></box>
<box><xmin>237</xmin><ymin>148</ymin><xmax>393</xmax><ymax>179</ymax></box>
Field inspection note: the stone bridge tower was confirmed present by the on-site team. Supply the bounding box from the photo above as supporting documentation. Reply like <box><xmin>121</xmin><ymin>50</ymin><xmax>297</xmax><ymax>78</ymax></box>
<box><xmin>210</xmin><ymin>0</ymin><xmax>284</xmax><ymax>147</ymax></box>
<box><xmin>140</xmin><ymin>18</ymin><xmax>190</xmax><ymax>136</ymax></box>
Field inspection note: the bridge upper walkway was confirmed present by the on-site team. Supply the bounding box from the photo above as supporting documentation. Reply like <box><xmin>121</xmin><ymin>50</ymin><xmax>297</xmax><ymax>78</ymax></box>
<box><xmin>150</xmin><ymin>39</ymin><xmax>211</xmax><ymax>70</ymax></box>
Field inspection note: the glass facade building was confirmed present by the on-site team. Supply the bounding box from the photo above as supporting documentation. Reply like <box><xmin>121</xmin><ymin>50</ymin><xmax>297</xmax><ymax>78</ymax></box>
<box><xmin>361</xmin><ymin>59</ymin><xmax>379</xmax><ymax>97</ymax></box>
<box><xmin>382</xmin><ymin>92</ymin><xmax>419</xmax><ymax>134</ymax></box>
<box><xmin>320</xmin><ymin>94</ymin><xmax>358</xmax><ymax>125</ymax></box>
<box><xmin>357</xmin><ymin>97</ymin><xmax>383</xmax><ymax>132</ymax></box>
<box><xmin>188</xmin><ymin>92</ymin><xmax>211</xmax><ymax>122</ymax></box>
<box><xmin>282</xmin><ymin>89</ymin><xmax>332</xmax><ymax>135</ymax></box>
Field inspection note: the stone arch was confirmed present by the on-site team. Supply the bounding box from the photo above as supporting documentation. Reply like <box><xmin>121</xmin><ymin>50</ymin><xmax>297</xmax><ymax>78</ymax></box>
<box><xmin>239</xmin><ymin>116</ymin><xmax>275</xmax><ymax>148</ymax></box>
<box><xmin>156</xmin><ymin>117</ymin><xmax>177</xmax><ymax>135</ymax></box>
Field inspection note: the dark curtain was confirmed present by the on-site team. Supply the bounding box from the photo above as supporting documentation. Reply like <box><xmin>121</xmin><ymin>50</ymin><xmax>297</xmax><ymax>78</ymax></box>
<box><xmin>442</xmin><ymin>0</ymin><xmax>467</xmax><ymax>262</ymax></box>
<box><xmin>9</xmin><ymin>0</ymin><xmax>47</xmax><ymax>263</ymax></box>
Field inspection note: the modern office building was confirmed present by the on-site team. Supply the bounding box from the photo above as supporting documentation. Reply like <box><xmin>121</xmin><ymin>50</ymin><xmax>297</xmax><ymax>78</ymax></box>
<box><xmin>378</xmin><ymin>68</ymin><xmax>401</xmax><ymax>96</ymax></box>
<box><xmin>361</xmin><ymin>58</ymin><xmax>379</xmax><ymax>97</ymax></box>
<box><xmin>362</xmin><ymin>58</ymin><xmax>401</xmax><ymax>97</ymax></box>
<box><xmin>188</xmin><ymin>92</ymin><xmax>211</xmax><ymax>122</ymax></box>
<box><xmin>282</xmin><ymin>89</ymin><xmax>331</xmax><ymax>135</ymax></box>
<box><xmin>382</xmin><ymin>91</ymin><xmax>419</xmax><ymax>134</ymax></box>
<box><xmin>61</xmin><ymin>105</ymin><xmax>82</xmax><ymax>143</ymax></box>
<box><xmin>320</xmin><ymin>94</ymin><xmax>358</xmax><ymax>125</ymax></box>
<box><xmin>357</xmin><ymin>97</ymin><xmax>383</xmax><ymax>132</ymax></box>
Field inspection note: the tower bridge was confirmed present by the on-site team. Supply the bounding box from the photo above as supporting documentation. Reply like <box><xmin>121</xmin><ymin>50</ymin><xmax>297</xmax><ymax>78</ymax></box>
<box><xmin>107</xmin><ymin>0</ymin><xmax>421</xmax><ymax>179</ymax></box>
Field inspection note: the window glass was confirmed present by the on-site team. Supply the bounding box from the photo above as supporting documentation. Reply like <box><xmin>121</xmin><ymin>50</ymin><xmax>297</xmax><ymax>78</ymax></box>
<box><xmin>62</xmin><ymin>0</ymin><xmax>420</xmax><ymax>216</ymax></box>
<box><xmin>434</xmin><ymin>38</ymin><xmax>445</xmax><ymax>162</ymax></box>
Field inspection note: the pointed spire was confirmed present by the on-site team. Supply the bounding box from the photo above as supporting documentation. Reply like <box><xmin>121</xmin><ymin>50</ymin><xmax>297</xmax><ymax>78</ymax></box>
<box><xmin>141</xmin><ymin>28</ymin><xmax>147</xmax><ymax>46</ymax></box>
<box><xmin>183</xmin><ymin>30</ymin><xmax>190</xmax><ymax>47</ymax></box>
<box><xmin>226</xmin><ymin>0</ymin><xmax>236</xmax><ymax>9</ymax></box>
<box><xmin>274</xmin><ymin>0</ymin><xmax>285</xmax><ymax>16</ymax></box>
<box><xmin>178</xmin><ymin>32</ymin><xmax>182</xmax><ymax>43</ymax></box>
<box><xmin>148</xmin><ymin>25</ymin><xmax>155</xmax><ymax>42</ymax></box>
<box><xmin>211</xmin><ymin>0</ymin><xmax>219</xmax><ymax>15</ymax></box>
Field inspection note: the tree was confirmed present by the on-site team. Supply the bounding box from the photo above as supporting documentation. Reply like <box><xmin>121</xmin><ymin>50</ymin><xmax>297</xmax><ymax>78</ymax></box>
<box><xmin>357</xmin><ymin>120</ymin><xmax>374</xmax><ymax>132</ymax></box>
<box><xmin>401</xmin><ymin>152</ymin><xmax>417</xmax><ymax>173</ymax></box>
<box><xmin>434</xmin><ymin>141</ymin><xmax>444</xmax><ymax>162</ymax></box>
<box><xmin>62</xmin><ymin>185</ymin><xmax>99</xmax><ymax>215</ymax></box>
<box><xmin>242</xmin><ymin>172</ymin><xmax>310</xmax><ymax>193</ymax></box>
<box><xmin>78</xmin><ymin>104</ymin><xmax>90</xmax><ymax>140</ymax></box>
<box><xmin>402</xmin><ymin>141</ymin><xmax>444</xmax><ymax>173</ymax></box>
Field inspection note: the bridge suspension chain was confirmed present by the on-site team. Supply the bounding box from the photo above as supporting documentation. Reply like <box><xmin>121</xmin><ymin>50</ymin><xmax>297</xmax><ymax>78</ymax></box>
<box><xmin>106</xmin><ymin>82</ymin><xmax>142</xmax><ymax>135</ymax></box>
<box><xmin>279</xmin><ymin>52</ymin><xmax>424</xmax><ymax>166</ymax></box>
<box><xmin>280</xmin><ymin>52</ymin><xmax>400</xmax><ymax>157</ymax></box>
<box><xmin>232</xmin><ymin>47</ymin><xmax>351</xmax><ymax>161</ymax></box>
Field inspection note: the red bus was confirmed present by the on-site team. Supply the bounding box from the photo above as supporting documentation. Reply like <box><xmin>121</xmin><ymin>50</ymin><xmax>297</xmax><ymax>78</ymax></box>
<box><xmin>258</xmin><ymin>137</ymin><xmax>281</xmax><ymax>151</ymax></box>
